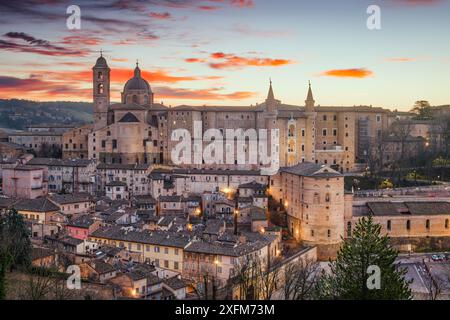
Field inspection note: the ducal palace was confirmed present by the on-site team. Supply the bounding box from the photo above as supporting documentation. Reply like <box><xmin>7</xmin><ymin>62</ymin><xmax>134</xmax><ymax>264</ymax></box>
<box><xmin>88</xmin><ymin>55</ymin><xmax>388</xmax><ymax>173</ymax></box>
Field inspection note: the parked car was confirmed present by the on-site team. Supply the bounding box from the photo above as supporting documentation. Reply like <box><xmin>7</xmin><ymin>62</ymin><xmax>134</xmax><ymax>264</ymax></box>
<box><xmin>431</xmin><ymin>254</ymin><xmax>445</xmax><ymax>261</ymax></box>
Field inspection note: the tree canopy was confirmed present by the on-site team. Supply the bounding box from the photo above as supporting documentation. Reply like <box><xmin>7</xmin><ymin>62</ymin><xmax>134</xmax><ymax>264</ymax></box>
<box><xmin>317</xmin><ymin>216</ymin><xmax>412</xmax><ymax>300</ymax></box>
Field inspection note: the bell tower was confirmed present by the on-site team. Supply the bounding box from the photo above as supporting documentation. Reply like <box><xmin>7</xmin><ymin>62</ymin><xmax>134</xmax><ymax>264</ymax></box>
<box><xmin>93</xmin><ymin>53</ymin><xmax>110</xmax><ymax>130</ymax></box>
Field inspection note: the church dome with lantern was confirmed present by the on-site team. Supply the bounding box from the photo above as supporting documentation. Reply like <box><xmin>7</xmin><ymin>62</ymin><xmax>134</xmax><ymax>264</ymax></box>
<box><xmin>122</xmin><ymin>62</ymin><xmax>153</xmax><ymax>106</ymax></box>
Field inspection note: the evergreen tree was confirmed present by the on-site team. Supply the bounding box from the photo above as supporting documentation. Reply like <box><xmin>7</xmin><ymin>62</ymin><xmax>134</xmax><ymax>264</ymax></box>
<box><xmin>411</xmin><ymin>100</ymin><xmax>433</xmax><ymax>120</ymax></box>
<box><xmin>0</xmin><ymin>209</ymin><xmax>32</xmax><ymax>299</ymax></box>
<box><xmin>318</xmin><ymin>216</ymin><xmax>411</xmax><ymax>300</ymax></box>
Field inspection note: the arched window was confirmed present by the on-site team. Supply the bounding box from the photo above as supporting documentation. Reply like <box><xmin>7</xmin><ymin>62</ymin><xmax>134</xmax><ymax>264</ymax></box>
<box><xmin>426</xmin><ymin>219</ymin><xmax>430</xmax><ymax>229</ymax></box>
<box><xmin>313</xmin><ymin>193</ymin><xmax>320</xmax><ymax>204</ymax></box>
<box><xmin>325</xmin><ymin>193</ymin><xmax>330</xmax><ymax>202</ymax></box>
<box><xmin>406</xmin><ymin>220</ymin><xmax>411</xmax><ymax>230</ymax></box>
<box><xmin>446</xmin><ymin>219</ymin><xmax>449</xmax><ymax>229</ymax></box>
<box><xmin>97</xmin><ymin>83</ymin><xmax>104</xmax><ymax>94</ymax></box>
<box><xmin>98</xmin><ymin>71</ymin><xmax>103</xmax><ymax>80</ymax></box>
<box><xmin>132</xmin><ymin>95</ymin><xmax>138</xmax><ymax>103</ymax></box>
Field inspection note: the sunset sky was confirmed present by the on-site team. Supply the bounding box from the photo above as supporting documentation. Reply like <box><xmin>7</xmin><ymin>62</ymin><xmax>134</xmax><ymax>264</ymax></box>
<box><xmin>0</xmin><ymin>0</ymin><xmax>449</xmax><ymax>110</ymax></box>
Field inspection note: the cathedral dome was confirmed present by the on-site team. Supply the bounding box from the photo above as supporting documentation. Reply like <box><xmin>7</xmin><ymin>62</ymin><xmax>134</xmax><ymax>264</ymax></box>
<box><xmin>124</xmin><ymin>64</ymin><xmax>151</xmax><ymax>92</ymax></box>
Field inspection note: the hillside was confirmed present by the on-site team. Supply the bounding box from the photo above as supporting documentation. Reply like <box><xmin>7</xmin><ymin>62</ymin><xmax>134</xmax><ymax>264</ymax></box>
<box><xmin>0</xmin><ymin>99</ymin><xmax>93</xmax><ymax>130</ymax></box>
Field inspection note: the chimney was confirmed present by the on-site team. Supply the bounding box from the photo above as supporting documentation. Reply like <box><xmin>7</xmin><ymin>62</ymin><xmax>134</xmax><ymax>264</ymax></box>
<box><xmin>238</xmin><ymin>235</ymin><xmax>247</xmax><ymax>244</ymax></box>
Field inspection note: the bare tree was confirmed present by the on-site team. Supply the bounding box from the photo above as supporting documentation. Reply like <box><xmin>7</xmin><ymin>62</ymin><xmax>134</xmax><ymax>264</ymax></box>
<box><xmin>52</xmin><ymin>276</ymin><xmax>75</xmax><ymax>300</ymax></box>
<box><xmin>390</xmin><ymin>120</ymin><xmax>413</xmax><ymax>166</ymax></box>
<box><xmin>426</xmin><ymin>273</ymin><xmax>446</xmax><ymax>300</ymax></box>
<box><xmin>283</xmin><ymin>258</ymin><xmax>321</xmax><ymax>300</ymax></box>
<box><xmin>20</xmin><ymin>269</ymin><xmax>53</xmax><ymax>300</ymax></box>
<box><xmin>232</xmin><ymin>254</ymin><xmax>280</xmax><ymax>300</ymax></box>
<box><xmin>257</xmin><ymin>258</ymin><xmax>279</xmax><ymax>300</ymax></box>
<box><xmin>234</xmin><ymin>255</ymin><xmax>258</xmax><ymax>300</ymax></box>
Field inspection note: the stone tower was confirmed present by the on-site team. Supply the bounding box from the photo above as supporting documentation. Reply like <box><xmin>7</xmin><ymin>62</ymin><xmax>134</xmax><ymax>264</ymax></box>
<box><xmin>260</xmin><ymin>80</ymin><xmax>280</xmax><ymax>172</ymax></box>
<box><xmin>265</xmin><ymin>79</ymin><xmax>278</xmax><ymax>115</ymax></box>
<box><xmin>305</xmin><ymin>81</ymin><xmax>315</xmax><ymax>113</ymax></box>
<box><xmin>93</xmin><ymin>54</ymin><xmax>110</xmax><ymax>130</ymax></box>
<box><xmin>304</xmin><ymin>82</ymin><xmax>317</xmax><ymax>162</ymax></box>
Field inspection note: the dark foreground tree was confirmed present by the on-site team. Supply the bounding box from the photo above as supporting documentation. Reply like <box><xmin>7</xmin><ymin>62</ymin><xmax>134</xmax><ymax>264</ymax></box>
<box><xmin>317</xmin><ymin>216</ymin><xmax>411</xmax><ymax>300</ymax></box>
<box><xmin>0</xmin><ymin>209</ymin><xmax>32</xmax><ymax>299</ymax></box>
<box><xmin>283</xmin><ymin>258</ymin><xmax>321</xmax><ymax>300</ymax></box>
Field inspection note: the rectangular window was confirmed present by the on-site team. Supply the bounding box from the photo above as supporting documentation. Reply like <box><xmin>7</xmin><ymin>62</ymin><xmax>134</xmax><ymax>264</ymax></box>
<box><xmin>112</xmin><ymin>139</ymin><xmax>117</xmax><ymax>149</ymax></box>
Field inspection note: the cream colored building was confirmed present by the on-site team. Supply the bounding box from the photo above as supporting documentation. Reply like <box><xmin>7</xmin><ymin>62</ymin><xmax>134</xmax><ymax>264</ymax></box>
<box><xmin>8</xmin><ymin>131</ymin><xmax>62</xmax><ymax>153</ymax></box>
<box><xmin>270</xmin><ymin>162</ymin><xmax>345</xmax><ymax>260</ymax></box>
<box><xmin>183</xmin><ymin>232</ymin><xmax>279</xmax><ymax>288</ymax></box>
<box><xmin>89</xmin><ymin>226</ymin><xmax>190</xmax><ymax>272</ymax></box>
<box><xmin>347</xmin><ymin>197</ymin><xmax>450</xmax><ymax>251</ymax></box>
<box><xmin>62</xmin><ymin>124</ymin><xmax>93</xmax><ymax>160</ymax></box>
<box><xmin>97</xmin><ymin>163</ymin><xmax>152</xmax><ymax>196</ymax></box>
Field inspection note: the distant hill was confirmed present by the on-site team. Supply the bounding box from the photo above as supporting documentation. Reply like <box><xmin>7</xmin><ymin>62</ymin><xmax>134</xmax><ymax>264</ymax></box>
<box><xmin>0</xmin><ymin>99</ymin><xmax>93</xmax><ymax>130</ymax></box>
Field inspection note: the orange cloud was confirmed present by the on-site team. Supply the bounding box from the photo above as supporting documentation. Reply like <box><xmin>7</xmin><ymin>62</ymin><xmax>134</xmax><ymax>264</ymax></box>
<box><xmin>385</xmin><ymin>57</ymin><xmax>416</xmax><ymax>62</ymax></box>
<box><xmin>185</xmin><ymin>58</ymin><xmax>206</xmax><ymax>63</ymax></box>
<box><xmin>60</xmin><ymin>35</ymin><xmax>103</xmax><ymax>46</ymax></box>
<box><xmin>0</xmin><ymin>75</ymin><xmax>91</xmax><ymax>101</ymax></box>
<box><xmin>321</xmin><ymin>68</ymin><xmax>374</xmax><ymax>78</ymax></box>
<box><xmin>197</xmin><ymin>5</ymin><xmax>221</xmax><ymax>11</ymax></box>
<box><xmin>149</xmin><ymin>12</ymin><xmax>172</xmax><ymax>20</ymax></box>
<box><xmin>186</xmin><ymin>52</ymin><xmax>293</xmax><ymax>70</ymax></box>
<box><xmin>30</xmin><ymin>67</ymin><xmax>223</xmax><ymax>87</ymax></box>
